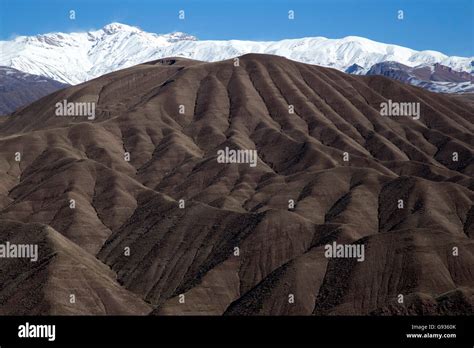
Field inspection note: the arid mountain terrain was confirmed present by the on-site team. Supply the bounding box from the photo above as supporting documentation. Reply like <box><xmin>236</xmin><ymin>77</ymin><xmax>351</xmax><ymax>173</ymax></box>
<box><xmin>0</xmin><ymin>54</ymin><xmax>472</xmax><ymax>315</ymax></box>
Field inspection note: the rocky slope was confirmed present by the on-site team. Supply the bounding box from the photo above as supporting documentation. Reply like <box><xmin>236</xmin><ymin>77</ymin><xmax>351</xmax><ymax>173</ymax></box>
<box><xmin>366</xmin><ymin>62</ymin><xmax>474</xmax><ymax>93</ymax></box>
<box><xmin>0</xmin><ymin>54</ymin><xmax>472</xmax><ymax>315</ymax></box>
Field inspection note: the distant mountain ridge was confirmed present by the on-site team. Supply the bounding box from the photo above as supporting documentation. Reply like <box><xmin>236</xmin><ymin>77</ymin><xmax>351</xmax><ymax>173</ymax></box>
<box><xmin>0</xmin><ymin>66</ymin><xmax>69</xmax><ymax>115</ymax></box>
<box><xmin>0</xmin><ymin>22</ymin><xmax>472</xmax><ymax>92</ymax></box>
<box><xmin>366</xmin><ymin>61</ymin><xmax>474</xmax><ymax>93</ymax></box>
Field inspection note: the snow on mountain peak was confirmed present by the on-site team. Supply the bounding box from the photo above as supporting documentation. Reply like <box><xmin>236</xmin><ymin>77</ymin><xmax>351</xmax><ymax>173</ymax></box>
<box><xmin>102</xmin><ymin>22</ymin><xmax>142</xmax><ymax>34</ymax></box>
<box><xmin>163</xmin><ymin>32</ymin><xmax>198</xmax><ymax>42</ymax></box>
<box><xmin>0</xmin><ymin>23</ymin><xmax>471</xmax><ymax>87</ymax></box>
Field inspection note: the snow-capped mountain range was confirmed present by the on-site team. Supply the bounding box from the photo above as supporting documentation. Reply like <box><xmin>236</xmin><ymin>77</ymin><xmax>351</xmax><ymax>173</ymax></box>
<box><xmin>1</xmin><ymin>22</ymin><xmax>472</xmax><ymax>91</ymax></box>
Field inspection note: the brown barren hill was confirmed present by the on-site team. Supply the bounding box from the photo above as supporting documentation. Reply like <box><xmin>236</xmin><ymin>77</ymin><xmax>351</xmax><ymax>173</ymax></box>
<box><xmin>0</xmin><ymin>54</ymin><xmax>473</xmax><ymax>315</ymax></box>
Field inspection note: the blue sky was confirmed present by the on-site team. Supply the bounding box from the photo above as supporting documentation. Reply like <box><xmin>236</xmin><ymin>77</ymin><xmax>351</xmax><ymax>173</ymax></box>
<box><xmin>0</xmin><ymin>0</ymin><xmax>472</xmax><ymax>56</ymax></box>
